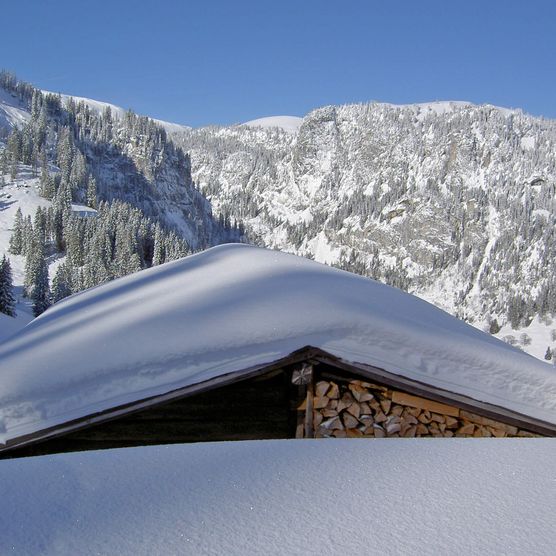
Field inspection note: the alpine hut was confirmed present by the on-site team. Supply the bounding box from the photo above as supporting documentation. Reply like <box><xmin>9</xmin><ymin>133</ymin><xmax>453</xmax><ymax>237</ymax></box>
<box><xmin>1</xmin><ymin>244</ymin><xmax>555</xmax><ymax>458</ymax></box>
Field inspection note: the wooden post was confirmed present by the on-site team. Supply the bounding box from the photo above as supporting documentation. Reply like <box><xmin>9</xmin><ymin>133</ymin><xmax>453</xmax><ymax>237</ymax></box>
<box><xmin>304</xmin><ymin>376</ymin><xmax>314</xmax><ymax>439</ymax></box>
<box><xmin>292</xmin><ymin>362</ymin><xmax>314</xmax><ymax>438</ymax></box>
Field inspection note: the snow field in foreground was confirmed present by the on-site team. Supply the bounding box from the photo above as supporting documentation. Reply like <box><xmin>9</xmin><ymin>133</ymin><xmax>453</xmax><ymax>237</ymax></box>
<box><xmin>0</xmin><ymin>439</ymin><xmax>554</xmax><ymax>555</ymax></box>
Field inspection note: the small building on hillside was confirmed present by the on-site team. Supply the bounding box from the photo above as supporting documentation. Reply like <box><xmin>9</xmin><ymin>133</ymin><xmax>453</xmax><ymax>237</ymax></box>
<box><xmin>0</xmin><ymin>244</ymin><xmax>555</xmax><ymax>458</ymax></box>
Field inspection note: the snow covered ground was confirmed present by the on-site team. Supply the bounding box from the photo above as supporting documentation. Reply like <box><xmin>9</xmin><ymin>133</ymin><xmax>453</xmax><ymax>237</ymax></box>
<box><xmin>0</xmin><ymin>439</ymin><xmax>554</xmax><ymax>555</ymax></box>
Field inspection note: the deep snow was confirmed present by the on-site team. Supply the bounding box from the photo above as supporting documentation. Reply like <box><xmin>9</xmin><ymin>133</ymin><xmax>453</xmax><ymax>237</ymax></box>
<box><xmin>0</xmin><ymin>244</ymin><xmax>555</xmax><ymax>446</ymax></box>
<box><xmin>0</xmin><ymin>439</ymin><xmax>554</xmax><ymax>555</ymax></box>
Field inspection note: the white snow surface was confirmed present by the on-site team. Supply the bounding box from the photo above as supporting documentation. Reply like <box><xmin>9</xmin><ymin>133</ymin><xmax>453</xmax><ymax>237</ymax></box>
<box><xmin>385</xmin><ymin>100</ymin><xmax>519</xmax><ymax>119</ymax></box>
<box><xmin>41</xmin><ymin>90</ymin><xmax>191</xmax><ymax>133</ymax></box>
<box><xmin>1</xmin><ymin>439</ymin><xmax>555</xmax><ymax>555</ymax></box>
<box><xmin>1</xmin><ymin>244</ymin><xmax>555</xmax><ymax>444</ymax></box>
<box><xmin>241</xmin><ymin>115</ymin><xmax>303</xmax><ymax>133</ymax></box>
<box><xmin>0</xmin><ymin>88</ymin><xmax>30</xmax><ymax>131</ymax></box>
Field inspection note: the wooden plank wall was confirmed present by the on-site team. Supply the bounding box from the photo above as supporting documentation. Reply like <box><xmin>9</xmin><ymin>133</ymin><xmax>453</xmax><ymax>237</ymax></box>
<box><xmin>7</xmin><ymin>371</ymin><xmax>292</xmax><ymax>458</ymax></box>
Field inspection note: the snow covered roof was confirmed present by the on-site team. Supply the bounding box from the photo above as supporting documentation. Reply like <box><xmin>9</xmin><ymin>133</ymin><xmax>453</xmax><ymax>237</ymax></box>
<box><xmin>0</xmin><ymin>244</ymin><xmax>555</xmax><ymax>446</ymax></box>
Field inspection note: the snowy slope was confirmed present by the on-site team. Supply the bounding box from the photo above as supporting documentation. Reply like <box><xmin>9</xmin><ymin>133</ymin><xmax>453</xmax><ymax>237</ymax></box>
<box><xmin>176</xmin><ymin>99</ymin><xmax>556</xmax><ymax>361</ymax></box>
<box><xmin>0</xmin><ymin>87</ymin><xmax>30</xmax><ymax>132</ymax></box>
<box><xmin>1</xmin><ymin>439</ymin><xmax>554</xmax><ymax>555</ymax></box>
<box><xmin>0</xmin><ymin>244</ymin><xmax>555</xmax><ymax>446</ymax></box>
<box><xmin>0</xmin><ymin>166</ymin><xmax>97</xmax><ymax>343</ymax></box>
<box><xmin>0</xmin><ymin>81</ymin><xmax>234</xmax><ymax>250</ymax></box>
<box><xmin>42</xmin><ymin>89</ymin><xmax>191</xmax><ymax>133</ymax></box>
<box><xmin>242</xmin><ymin>115</ymin><xmax>303</xmax><ymax>133</ymax></box>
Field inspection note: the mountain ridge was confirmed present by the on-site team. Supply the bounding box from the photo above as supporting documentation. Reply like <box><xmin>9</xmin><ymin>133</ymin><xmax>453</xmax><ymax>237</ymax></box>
<box><xmin>1</xmin><ymin>74</ymin><xmax>556</xmax><ymax>361</ymax></box>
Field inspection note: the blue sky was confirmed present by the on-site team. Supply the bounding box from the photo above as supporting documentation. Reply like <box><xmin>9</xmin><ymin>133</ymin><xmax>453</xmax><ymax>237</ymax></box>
<box><xmin>3</xmin><ymin>1</ymin><xmax>555</xmax><ymax>126</ymax></box>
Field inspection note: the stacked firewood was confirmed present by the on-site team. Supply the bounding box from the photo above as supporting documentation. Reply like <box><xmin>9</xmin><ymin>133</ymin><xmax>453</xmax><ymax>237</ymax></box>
<box><xmin>310</xmin><ymin>379</ymin><xmax>537</xmax><ymax>438</ymax></box>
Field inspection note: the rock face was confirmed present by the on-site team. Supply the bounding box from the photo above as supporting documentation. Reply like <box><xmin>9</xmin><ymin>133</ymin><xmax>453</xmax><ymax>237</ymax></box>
<box><xmin>174</xmin><ymin>101</ymin><xmax>556</xmax><ymax>339</ymax></box>
<box><xmin>0</xmin><ymin>81</ymin><xmax>239</xmax><ymax>251</ymax></box>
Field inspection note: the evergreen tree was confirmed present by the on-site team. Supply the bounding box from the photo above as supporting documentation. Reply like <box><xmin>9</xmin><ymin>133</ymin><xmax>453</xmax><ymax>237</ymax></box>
<box><xmin>0</xmin><ymin>256</ymin><xmax>16</xmax><ymax>317</ymax></box>
<box><xmin>0</xmin><ymin>148</ymin><xmax>8</xmax><ymax>177</ymax></box>
<box><xmin>51</xmin><ymin>261</ymin><xmax>73</xmax><ymax>303</ymax></box>
<box><xmin>21</xmin><ymin>215</ymin><xmax>34</xmax><ymax>256</ymax></box>
<box><xmin>488</xmin><ymin>318</ymin><xmax>501</xmax><ymax>335</ymax></box>
<box><xmin>33</xmin><ymin>206</ymin><xmax>47</xmax><ymax>246</ymax></box>
<box><xmin>24</xmin><ymin>224</ymin><xmax>44</xmax><ymax>297</ymax></box>
<box><xmin>32</xmin><ymin>254</ymin><xmax>51</xmax><ymax>316</ymax></box>
<box><xmin>86</xmin><ymin>175</ymin><xmax>97</xmax><ymax>209</ymax></box>
<box><xmin>152</xmin><ymin>223</ymin><xmax>165</xmax><ymax>266</ymax></box>
<box><xmin>8</xmin><ymin>207</ymin><xmax>24</xmax><ymax>254</ymax></box>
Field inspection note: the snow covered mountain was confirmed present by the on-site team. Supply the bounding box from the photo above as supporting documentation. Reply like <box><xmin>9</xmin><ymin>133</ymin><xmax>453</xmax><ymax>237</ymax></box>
<box><xmin>0</xmin><ymin>76</ymin><xmax>235</xmax><ymax>248</ymax></box>
<box><xmin>0</xmin><ymin>73</ymin><xmax>241</xmax><ymax>342</ymax></box>
<box><xmin>2</xmin><ymin>71</ymin><xmax>556</xmax><ymax>361</ymax></box>
<box><xmin>173</xmin><ymin>101</ymin><xmax>556</xmax><ymax>360</ymax></box>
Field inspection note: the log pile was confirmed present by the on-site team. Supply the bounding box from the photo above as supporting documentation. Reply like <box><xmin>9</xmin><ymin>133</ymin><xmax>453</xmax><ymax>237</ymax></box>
<box><xmin>311</xmin><ymin>378</ymin><xmax>539</xmax><ymax>438</ymax></box>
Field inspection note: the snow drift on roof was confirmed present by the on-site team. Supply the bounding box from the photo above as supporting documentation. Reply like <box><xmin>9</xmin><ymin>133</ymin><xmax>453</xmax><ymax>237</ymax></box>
<box><xmin>0</xmin><ymin>244</ymin><xmax>555</xmax><ymax>444</ymax></box>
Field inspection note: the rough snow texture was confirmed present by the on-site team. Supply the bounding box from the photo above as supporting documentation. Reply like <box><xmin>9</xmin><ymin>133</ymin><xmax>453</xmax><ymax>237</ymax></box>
<box><xmin>0</xmin><ymin>439</ymin><xmax>555</xmax><ymax>555</ymax></box>
<box><xmin>0</xmin><ymin>244</ymin><xmax>555</xmax><ymax>445</ymax></box>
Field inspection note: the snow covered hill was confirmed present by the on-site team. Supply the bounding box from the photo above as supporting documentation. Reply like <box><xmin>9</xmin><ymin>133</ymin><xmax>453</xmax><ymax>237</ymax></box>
<box><xmin>241</xmin><ymin>115</ymin><xmax>303</xmax><ymax>133</ymax></box>
<box><xmin>0</xmin><ymin>86</ymin><xmax>29</xmax><ymax>133</ymax></box>
<box><xmin>173</xmin><ymin>100</ymin><xmax>556</xmax><ymax>361</ymax></box>
<box><xmin>1</xmin><ymin>439</ymin><xmax>554</xmax><ymax>555</ymax></box>
<box><xmin>42</xmin><ymin>89</ymin><xmax>191</xmax><ymax>134</ymax></box>
<box><xmin>0</xmin><ymin>77</ymin><xmax>239</xmax><ymax>249</ymax></box>
<box><xmin>0</xmin><ymin>75</ymin><xmax>241</xmax><ymax>342</ymax></box>
<box><xmin>0</xmin><ymin>165</ymin><xmax>98</xmax><ymax>342</ymax></box>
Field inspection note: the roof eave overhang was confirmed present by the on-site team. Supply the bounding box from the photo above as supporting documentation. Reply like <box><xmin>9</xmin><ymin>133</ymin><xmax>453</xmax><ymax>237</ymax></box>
<box><xmin>1</xmin><ymin>345</ymin><xmax>555</xmax><ymax>455</ymax></box>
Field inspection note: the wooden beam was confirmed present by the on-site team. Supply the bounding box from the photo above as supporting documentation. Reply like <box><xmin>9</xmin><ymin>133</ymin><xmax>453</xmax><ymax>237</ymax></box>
<box><xmin>303</xmin><ymin>364</ymin><xmax>314</xmax><ymax>439</ymax></box>
<box><xmin>391</xmin><ymin>391</ymin><xmax>460</xmax><ymax>417</ymax></box>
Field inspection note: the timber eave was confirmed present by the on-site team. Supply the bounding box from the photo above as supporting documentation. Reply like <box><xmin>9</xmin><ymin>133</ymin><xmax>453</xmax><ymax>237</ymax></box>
<box><xmin>1</xmin><ymin>345</ymin><xmax>555</xmax><ymax>456</ymax></box>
